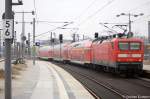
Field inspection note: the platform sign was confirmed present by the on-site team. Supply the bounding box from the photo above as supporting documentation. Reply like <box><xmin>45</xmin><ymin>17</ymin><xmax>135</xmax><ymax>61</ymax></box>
<box><xmin>3</xmin><ymin>19</ymin><xmax>13</xmax><ymax>39</ymax></box>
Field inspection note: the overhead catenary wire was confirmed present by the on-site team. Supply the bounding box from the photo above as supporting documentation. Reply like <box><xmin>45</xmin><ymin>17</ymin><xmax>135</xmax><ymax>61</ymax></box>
<box><xmin>35</xmin><ymin>27</ymin><xmax>62</xmax><ymax>38</ymax></box>
<box><xmin>27</xmin><ymin>0</ymin><xmax>149</xmax><ymax>43</ymax></box>
<box><xmin>128</xmin><ymin>1</ymin><xmax>150</xmax><ymax>12</ymax></box>
<box><xmin>96</xmin><ymin>1</ymin><xmax>150</xmax><ymax>29</ymax></box>
<box><xmin>78</xmin><ymin>0</ymin><xmax>115</xmax><ymax>26</ymax></box>
<box><xmin>36</xmin><ymin>20</ymin><xmax>71</xmax><ymax>24</ymax></box>
<box><xmin>76</xmin><ymin>0</ymin><xmax>149</xmax><ymax>28</ymax></box>
<box><xmin>29</xmin><ymin>21</ymin><xmax>73</xmax><ymax>37</ymax></box>
<box><xmin>74</xmin><ymin>0</ymin><xmax>97</xmax><ymax>20</ymax></box>
<box><xmin>34</xmin><ymin>22</ymin><xmax>74</xmax><ymax>38</ymax></box>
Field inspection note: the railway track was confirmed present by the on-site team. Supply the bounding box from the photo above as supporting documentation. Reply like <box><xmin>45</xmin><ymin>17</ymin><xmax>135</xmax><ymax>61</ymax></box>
<box><xmin>123</xmin><ymin>78</ymin><xmax>150</xmax><ymax>89</ymax></box>
<box><xmin>53</xmin><ymin>62</ymin><xmax>150</xmax><ymax>99</ymax></box>
<box><xmin>54</xmin><ymin>63</ymin><xmax>130</xmax><ymax>99</ymax></box>
<box><xmin>84</xmin><ymin>86</ymin><xmax>101</xmax><ymax>99</ymax></box>
<box><xmin>65</xmin><ymin>66</ymin><xmax>128</xmax><ymax>98</ymax></box>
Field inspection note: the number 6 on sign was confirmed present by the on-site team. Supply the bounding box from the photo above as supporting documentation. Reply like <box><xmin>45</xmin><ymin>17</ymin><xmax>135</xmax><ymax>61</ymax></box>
<box><xmin>3</xmin><ymin>19</ymin><xmax>13</xmax><ymax>39</ymax></box>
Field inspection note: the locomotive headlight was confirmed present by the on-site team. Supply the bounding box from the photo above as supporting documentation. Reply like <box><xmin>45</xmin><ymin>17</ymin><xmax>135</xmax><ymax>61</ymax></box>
<box><xmin>131</xmin><ymin>54</ymin><xmax>141</xmax><ymax>57</ymax></box>
<box><xmin>138</xmin><ymin>59</ymin><xmax>142</xmax><ymax>61</ymax></box>
<box><xmin>118</xmin><ymin>54</ymin><xmax>128</xmax><ymax>58</ymax></box>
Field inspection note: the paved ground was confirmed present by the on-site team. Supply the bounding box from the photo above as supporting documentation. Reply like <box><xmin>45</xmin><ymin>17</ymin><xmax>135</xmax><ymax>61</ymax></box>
<box><xmin>143</xmin><ymin>65</ymin><xmax>150</xmax><ymax>71</ymax></box>
<box><xmin>0</xmin><ymin>60</ymin><xmax>94</xmax><ymax>99</ymax></box>
<box><xmin>0</xmin><ymin>60</ymin><xmax>40</xmax><ymax>99</ymax></box>
<box><xmin>0</xmin><ymin>61</ymin><xmax>4</xmax><ymax>70</ymax></box>
<box><xmin>30</xmin><ymin>61</ymin><xmax>94</xmax><ymax>99</ymax></box>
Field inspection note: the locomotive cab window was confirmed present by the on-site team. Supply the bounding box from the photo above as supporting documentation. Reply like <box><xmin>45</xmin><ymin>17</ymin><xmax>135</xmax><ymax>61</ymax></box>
<box><xmin>119</xmin><ymin>42</ymin><xmax>129</xmax><ymax>50</ymax></box>
<box><xmin>130</xmin><ymin>42</ymin><xmax>140</xmax><ymax>50</ymax></box>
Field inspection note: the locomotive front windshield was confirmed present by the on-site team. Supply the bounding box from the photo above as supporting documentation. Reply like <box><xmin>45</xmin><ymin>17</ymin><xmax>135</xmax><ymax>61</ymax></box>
<box><xmin>119</xmin><ymin>42</ymin><xmax>141</xmax><ymax>50</ymax></box>
<box><xmin>119</xmin><ymin>42</ymin><xmax>129</xmax><ymax>50</ymax></box>
<box><xmin>130</xmin><ymin>42</ymin><xmax>140</xmax><ymax>50</ymax></box>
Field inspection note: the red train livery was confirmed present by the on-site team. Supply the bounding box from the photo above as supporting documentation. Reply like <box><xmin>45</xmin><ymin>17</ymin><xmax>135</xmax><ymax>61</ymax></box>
<box><xmin>68</xmin><ymin>40</ymin><xmax>92</xmax><ymax>64</ymax></box>
<box><xmin>38</xmin><ymin>46</ymin><xmax>53</xmax><ymax>60</ymax></box>
<box><xmin>92</xmin><ymin>37</ymin><xmax>144</xmax><ymax>74</ymax></box>
<box><xmin>38</xmin><ymin>36</ymin><xmax>144</xmax><ymax>75</ymax></box>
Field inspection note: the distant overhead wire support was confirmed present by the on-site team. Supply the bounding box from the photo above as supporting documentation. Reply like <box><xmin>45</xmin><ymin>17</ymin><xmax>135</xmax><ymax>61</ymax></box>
<box><xmin>99</xmin><ymin>23</ymin><xmax>118</xmax><ymax>33</ymax></box>
<box><xmin>100</xmin><ymin>22</ymin><xmax>128</xmax><ymax>31</ymax></box>
<box><xmin>33</xmin><ymin>0</ymin><xmax>37</xmax><ymax>19</ymax></box>
<box><xmin>111</xmin><ymin>1</ymin><xmax>149</xmax><ymax>24</ymax></box>
<box><xmin>112</xmin><ymin>25</ymin><xmax>127</xmax><ymax>32</ymax></box>
<box><xmin>96</xmin><ymin>1</ymin><xmax>149</xmax><ymax>27</ymax></box>
<box><xmin>132</xmin><ymin>14</ymin><xmax>150</xmax><ymax>22</ymax></box>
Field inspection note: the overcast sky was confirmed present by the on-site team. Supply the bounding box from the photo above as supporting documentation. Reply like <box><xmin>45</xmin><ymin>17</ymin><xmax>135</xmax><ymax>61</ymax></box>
<box><xmin>0</xmin><ymin>0</ymin><xmax>150</xmax><ymax>41</ymax></box>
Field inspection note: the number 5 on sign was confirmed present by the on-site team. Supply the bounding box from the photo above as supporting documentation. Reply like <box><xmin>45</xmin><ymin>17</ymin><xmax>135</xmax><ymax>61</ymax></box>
<box><xmin>3</xmin><ymin>19</ymin><xmax>13</xmax><ymax>39</ymax></box>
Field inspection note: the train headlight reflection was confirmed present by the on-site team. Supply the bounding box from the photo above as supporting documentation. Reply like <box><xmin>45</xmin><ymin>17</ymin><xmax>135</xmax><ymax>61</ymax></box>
<box><xmin>118</xmin><ymin>54</ymin><xmax>128</xmax><ymax>58</ymax></box>
<box><xmin>131</xmin><ymin>54</ymin><xmax>141</xmax><ymax>58</ymax></box>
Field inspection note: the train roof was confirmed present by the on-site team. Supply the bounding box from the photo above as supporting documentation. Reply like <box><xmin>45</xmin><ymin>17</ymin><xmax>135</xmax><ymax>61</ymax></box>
<box><xmin>112</xmin><ymin>37</ymin><xmax>144</xmax><ymax>42</ymax></box>
<box><xmin>70</xmin><ymin>40</ymin><xmax>92</xmax><ymax>48</ymax></box>
<box><xmin>39</xmin><ymin>46</ymin><xmax>53</xmax><ymax>51</ymax></box>
<box><xmin>54</xmin><ymin>42</ymin><xmax>71</xmax><ymax>49</ymax></box>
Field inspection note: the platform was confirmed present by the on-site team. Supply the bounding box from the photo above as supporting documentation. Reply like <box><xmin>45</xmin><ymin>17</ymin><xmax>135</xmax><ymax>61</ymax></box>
<box><xmin>31</xmin><ymin>61</ymin><xmax>94</xmax><ymax>99</ymax></box>
<box><xmin>143</xmin><ymin>65</ymin><xmax>150</xmax><ymax>71</ymax></box>
<box><xmin>7</xmin><ymin>60</ymin><xmax>94</xmax><ymax>99</ymax></box>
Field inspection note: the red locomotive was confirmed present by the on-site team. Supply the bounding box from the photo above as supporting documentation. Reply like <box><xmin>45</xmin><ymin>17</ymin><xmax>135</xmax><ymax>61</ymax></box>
<box><xmin>91</xmin><ymin>35</ymin><xmax>144</xmax><ymax>74</ymax></box>
<box><xmin>38</xmin><ymin>33</ymin><xmax>144</xmax><ymax>76</ymax></box>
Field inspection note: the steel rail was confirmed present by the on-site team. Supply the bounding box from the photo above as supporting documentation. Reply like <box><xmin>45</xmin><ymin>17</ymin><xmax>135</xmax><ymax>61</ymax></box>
<box><xmin>84</xmin><ymin>86</ymin><xmax>101</xmax><ymax>99</ymax></box>
<box><xmin>125</xmin><ymin>77</ymin><xmax>150</xmax><ymax>89</ymax></box>
<box><xmin>62</xmin><ymin>64</ymin><xmax>128</xmax><ymax>99</ymax></box>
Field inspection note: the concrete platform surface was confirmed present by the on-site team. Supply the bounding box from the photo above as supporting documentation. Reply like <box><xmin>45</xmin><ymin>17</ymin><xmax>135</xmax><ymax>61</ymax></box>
<box><xmin>30</xmin><ymin>61</ymin><xmax>94</xmax><ymax>99</ymax></box>
<box><xmin>143</xmin><ymin>65</ymin><xmax>150</xmax><ymax>71</ymax></box>
<box><xmin>0</xmin><ymin>60</ymin><xmax>94</xmax><ymax>99</ymax></box>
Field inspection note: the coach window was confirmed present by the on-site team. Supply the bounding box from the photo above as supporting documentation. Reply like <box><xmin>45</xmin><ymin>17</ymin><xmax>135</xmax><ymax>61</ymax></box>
<box><xmin>74</xmin><ymin>44</ymin><xmax>79</xmax><ymax>47</ymax></box>
<box><xmin>99</xmin><ymin>40</ymin><xmax>104</xmax><ymax>44</ymax></box>
<box><xmin>97</xmin><ymin>40</ymin><xmax>100</xmax><ymax>44</ymax></box>
<box><xmin>76</xmin><ymin>44</ymin><xmax>80</xmax><ymax>47</ymax></box>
